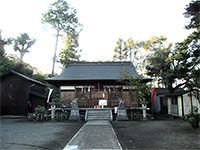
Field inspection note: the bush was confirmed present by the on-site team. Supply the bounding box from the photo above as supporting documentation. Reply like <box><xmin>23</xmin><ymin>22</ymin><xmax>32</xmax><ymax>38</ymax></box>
<box><xmin>189</xmin><ymin>106</ymin><xmax>199</xmax><ymax>128</ymax></box>
<box><xmin>34</xmin><ymin>105</ymin><xmax>47</xmax><ymax>121</ymax></box>
<box><xmin>35</xmin><ymin>105</ymin><xmax>46</xmax><ymax>115</ymax></box>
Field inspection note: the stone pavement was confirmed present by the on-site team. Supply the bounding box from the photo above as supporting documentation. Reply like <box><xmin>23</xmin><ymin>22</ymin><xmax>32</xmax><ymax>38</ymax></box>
<box><xmin>64</xmin><ymin>120</ymin><xmax>122</xmax><ymax>150</ymax></box>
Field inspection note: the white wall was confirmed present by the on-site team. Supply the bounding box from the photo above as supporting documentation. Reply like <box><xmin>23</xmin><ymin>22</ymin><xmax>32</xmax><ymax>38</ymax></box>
<box><xmin>168</xmin><ymin>91</ymin><xmax>200</xmax><ymax>117</ymax></box>
<box><xmin>183</xmin><ymin>94</ymin><xmax>192</xmax><ymax>115</ymax></box>
<box><xmin>178</xmin><ymin>96</ymin><xmax>182</xmax><ymax>116</ymax></box>
<box><xmin>167</xmin><ymin>97</ymin><xmax>172</xmax><ymax>115</ymax></box>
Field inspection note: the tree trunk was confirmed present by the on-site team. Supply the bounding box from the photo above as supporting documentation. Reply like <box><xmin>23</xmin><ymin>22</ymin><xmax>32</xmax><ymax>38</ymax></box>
<box><xmin>51</xmin><ymin>30</ymin><xmax>59</xmax><ymax>77</ymax></box>
<box><xmin>20</xmin><ymin>52</ymin><xmax>24</xmax><ymax>62</ymax></box>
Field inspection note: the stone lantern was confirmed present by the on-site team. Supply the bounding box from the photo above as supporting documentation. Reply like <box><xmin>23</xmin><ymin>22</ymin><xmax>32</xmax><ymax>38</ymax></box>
<box><xmin>139</xmin><ymin>98</ymin><xmax>148</xmax><ymax>120</ymax></box>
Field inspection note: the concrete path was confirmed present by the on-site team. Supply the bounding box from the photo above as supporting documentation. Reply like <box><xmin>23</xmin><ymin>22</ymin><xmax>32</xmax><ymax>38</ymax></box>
<box><xmin>63</xmin><ymin>120</ymin><xmax>122</xmax><ymax>150</ymax></box>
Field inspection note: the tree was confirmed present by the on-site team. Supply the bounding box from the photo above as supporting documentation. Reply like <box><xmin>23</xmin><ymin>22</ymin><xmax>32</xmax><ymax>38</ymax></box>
<box><xmin>58</xmin><ymin>31</ymin><xmax>81</xmax><ymax>66</ymax></box>
<box><xmin>123</xmin><ymin>37</ymin><xmax>138</xmax><ymax>62</ymax></box>
<box><xmin>144</xmin><ymin>1</ymin><xmax>200</xmax><ymax>93</ymax></box>
<box><xmin>174</xmin><ymin>0</ymin><xmax>200</xmax><ymax>90</ymax></box>
<box><xmin>13</xmin><ymin>33</ymin><xmax>36</xmax><ymax>62</ymax></box>
<box><xmin>113</xmin><ymin>37</ymin><xmax>126</xmax><ymax>61</ymax></box>
<box><xmin>144</xmin><ymin>36</ymin><xmax>175</xmax><ymax>92</ymax></box>
<box><xmin>0</xmin><ymin>31</ymin><xmax>15</xmax><ymax>75</ymax></box>
<box><xmin>0</xmin><ymin>30</ymin><xmax>12</xmax><ymax>57</ymax></box>
<box><xmin>42</xmin><ymin>0</ymin><xmax>82</xmax><ymax>76</ymax></box>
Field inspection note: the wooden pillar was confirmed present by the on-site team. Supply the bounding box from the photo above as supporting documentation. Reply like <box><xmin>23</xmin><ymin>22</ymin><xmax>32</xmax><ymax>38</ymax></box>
<box><xmin>190</xmin><ymin>91</ymin><xmax>193</xmax><ymax>107</ymax></box>
<box><xmin>75</xmin><ymin>85</ymin><xmax>77</xmax><ymax>98</ymax></box>
<box><xmin>98</xmin><ymin>82</ymin><xmax>100</xmax><ymax>100</ymax></box>
<box><xmin>121</xmin><ymin>85</ymin><xmax>123</xmax><ymax>99</ymax></box>
<box><xmin>181</xmin><ymin>95</ymin><xmax>184</xmax><ymax>118</ymax></box>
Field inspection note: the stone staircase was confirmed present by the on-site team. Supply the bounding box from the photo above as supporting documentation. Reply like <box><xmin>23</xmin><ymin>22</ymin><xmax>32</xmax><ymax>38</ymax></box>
<box><xmin>85</xmin><ymin>109</ymin><xmax>112</xmax><ymax>121</ymax></box>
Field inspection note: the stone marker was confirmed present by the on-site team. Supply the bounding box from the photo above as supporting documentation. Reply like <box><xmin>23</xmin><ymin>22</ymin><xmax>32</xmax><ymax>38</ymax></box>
<box><xmin>69</xmin><ymin>98</ymin><xmax>80</xmax><ymax>121</ymax></box>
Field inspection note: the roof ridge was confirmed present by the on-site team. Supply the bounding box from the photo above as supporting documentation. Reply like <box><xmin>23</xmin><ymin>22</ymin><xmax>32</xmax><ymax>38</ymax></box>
<box><xmin>66</xmin><ymin>61</ymin><xmax>133</xmax><ymax>66</ymax></box>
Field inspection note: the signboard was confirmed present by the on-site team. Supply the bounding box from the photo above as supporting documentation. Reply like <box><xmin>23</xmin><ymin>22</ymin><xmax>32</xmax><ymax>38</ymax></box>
<box><xmin>99</xmin><ymin>99</ymin><xmax>107</xmax><ymax>106</ymax></box>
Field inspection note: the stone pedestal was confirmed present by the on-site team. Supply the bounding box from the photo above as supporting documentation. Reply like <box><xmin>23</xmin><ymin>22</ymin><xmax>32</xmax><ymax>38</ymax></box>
<box><xmin>69</xmin><ymin>109</ymin><xmax>80</xmax><ymax>121</ymax></box>
<box><xmin>116</xmin><ymin>104</ymin><xmax>128</xmax><ymax>121</ymax></box>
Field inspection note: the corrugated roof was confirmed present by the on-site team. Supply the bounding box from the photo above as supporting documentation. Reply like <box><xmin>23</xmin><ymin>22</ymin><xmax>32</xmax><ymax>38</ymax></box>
<box><xmin>46</xmin><ymin>62</ymin><xmax>151</xmax><ymax>82</ymax></box>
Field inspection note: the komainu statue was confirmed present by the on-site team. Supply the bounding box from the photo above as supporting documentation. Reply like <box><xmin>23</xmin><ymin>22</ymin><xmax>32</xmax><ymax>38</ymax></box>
<box><xmin>119</xmin><ymin>98</ymin><xmax>125</xmax><ymax>105</ymax></box>
<box><xmin>71</xmin><ymin>98</ymin><xmax>78</xmax><ymax>105</ymax></box>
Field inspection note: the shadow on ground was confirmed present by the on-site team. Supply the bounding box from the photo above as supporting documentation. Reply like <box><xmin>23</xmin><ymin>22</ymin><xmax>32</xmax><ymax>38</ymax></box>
<box><xmin>112</xmin><ymin>115</ymin><xmax>200</xmax><ymax>150</ymax></box>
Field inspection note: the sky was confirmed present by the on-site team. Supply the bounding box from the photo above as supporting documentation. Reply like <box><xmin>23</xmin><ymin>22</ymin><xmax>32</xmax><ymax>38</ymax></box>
<box><xmin>0</xmin><ymin>0</ymin><xmax>192</xmax><ymax>74</ymax></box>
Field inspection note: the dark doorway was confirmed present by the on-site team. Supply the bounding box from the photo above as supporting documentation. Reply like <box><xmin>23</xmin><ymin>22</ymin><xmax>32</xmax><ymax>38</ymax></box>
<box><xmin>160</xmin><ymin>97</ymin><xmax>168</xmax><ymax>114</ymax></box>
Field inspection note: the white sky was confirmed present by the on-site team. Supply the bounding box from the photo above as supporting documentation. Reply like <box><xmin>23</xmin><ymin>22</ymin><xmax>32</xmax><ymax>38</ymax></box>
<box><xmin>0</xmin><ymin>0</ymin><xmax>192</xmax><ymax>74</ymax></box>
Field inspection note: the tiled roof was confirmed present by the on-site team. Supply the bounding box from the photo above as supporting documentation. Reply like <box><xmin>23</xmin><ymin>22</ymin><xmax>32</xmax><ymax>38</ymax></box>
<box><xmin>46</xmin><ymin>61</ymin><xmax>151</xmax><ymax>82</ymax></box>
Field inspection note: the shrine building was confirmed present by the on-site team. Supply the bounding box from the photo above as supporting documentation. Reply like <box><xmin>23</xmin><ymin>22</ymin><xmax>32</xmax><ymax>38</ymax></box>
<box><xmin>46</xmin><ymin>61</ymin><xmax>151</xmax><ymax>108</ymax></box>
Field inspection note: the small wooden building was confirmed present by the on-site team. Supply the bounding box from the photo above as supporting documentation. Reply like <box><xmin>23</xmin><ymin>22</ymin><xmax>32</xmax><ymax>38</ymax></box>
<box><xmin>46</xmin><ymin>62</ymin><xmax>151</xmax><ymax>108</ymax></box>
<box><xmin>153</xmin><ymin>88</ymin><xmax>184</xmax><ymax>114</ymax></box>
<box><xmin>0</xmin><ymin>70</ymin><xmax>47</xmax><ymax>116</ymax></box>
<box><xmin>166</xmin><ymin>90</ymin><xmax>200</xmax><ymax>117</ymax></box>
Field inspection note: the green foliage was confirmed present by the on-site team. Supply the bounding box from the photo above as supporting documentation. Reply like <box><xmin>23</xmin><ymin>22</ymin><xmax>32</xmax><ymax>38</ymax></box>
<box><xmin>0</xmin><ymin>55</ymin><xmax>15</xmax><ymax>76</ymax></box>
<box><xmin>42</xmin><ymin>0</ymin><xmax>82</xmax><ymax>76</ymax></box>
<box><xmin>119</xmin><ymin>67</ymin><xmax>150</xmax><ymax>102</ymax></box>
<box><xmin>41</xmin><ymin>0</ymin><xmax>82</xmax><ymax>34</ymax></box>
<box><xmin>0</xmin><ymin>32</ymin><xmax>46</xmax><ymax>81</ymax></box>
<box><xmin>0</xmin><ymin>53</ymin><xmax>48</xmax><ymax>83</ymax></box>
<box><xmin>189</xmin><ymin>106</ymin><xmax>199</xmax><ymax>127</ymax></box>
<box><xmin>113</xmin><ymin>37</ymin><xmax>126</xmax><ymax>61</ymax></box>
<box><xmin>113</xmin><ymin>37</ymin><xmax>146</xmax><ymax>71</ymax></box>
<box><xmin>143</xmin><ymin>36</ymin><xmax>176</xmax><ymax>91</ymax></box>
<box><xmin>34</xmin><ymin>105</ymin><xmax>46</xmax><ymax>115</ymax></box>
<box><xmin>13</xmin><ymin>33</ymin><xmax>36</xmax><ymax>62</ymax></box>
<box><xmin>185</xmin><ymin>1</ymin><xmax>200</xmax><ymax>30</ymax></box>
<box><xmin>0</xmin><ymin>31</ymin><xmax>13</xmax><ymax>57</ymax></box>
<box><xmin>58</xmin><ymin>31</ymin><xmax>81</xmax><ymax>66</ymax></box>
<box><xmin>52</xmin><ymin>96</ymin><xmax>67</xmax><ymax>108</ymax></box>
<box><xmin>144</xmin><ymin>28</ymin><xmax>199</xmax><ymax>92</ymax></box>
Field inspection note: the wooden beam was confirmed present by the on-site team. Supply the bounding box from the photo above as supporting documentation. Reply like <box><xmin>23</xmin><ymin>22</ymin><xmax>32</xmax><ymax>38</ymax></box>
<box><xmin>98</xmin><ymin>82</ymin><xmax>100</xmax><ymax>100</ymax></box>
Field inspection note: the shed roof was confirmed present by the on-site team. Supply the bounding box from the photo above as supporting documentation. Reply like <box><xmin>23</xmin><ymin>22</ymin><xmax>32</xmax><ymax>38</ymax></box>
<box><xmin>1</xmin><ymin>70</ymin><xmax>45</xmax><ymax>86</ymax></box>
<box><xmin>155</xmin><ymin>88</ymin><xmax>185</xmax><ymax>96</ymax></box>
<box><xmin>46</xmin><ymin>62</ymin><xmax>152</xmax><ymax>85</ymax></box>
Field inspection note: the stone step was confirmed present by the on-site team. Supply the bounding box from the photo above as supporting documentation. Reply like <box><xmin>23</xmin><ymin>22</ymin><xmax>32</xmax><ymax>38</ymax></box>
<box><xmin>88</xmin><ymin>110</ymin><xmax>110</xmax><ymax>111</ymax></box>
<box><xmin>87</xmin><ymin>115</ymin><xmax>110</xmax><ymax>118</ymax></box>
<box><xmin>86</xmin><ymin>109</ymin><xmax>112</xmax><ymax>121</ymax></box>
<box><xmin>87</xmin><ymin>118</ymin><xmax>110</xmax><ymax>121</ymax></box>
<box><xmin>88</xmin><ymin>113</ymin><xmax>110</xmax><ymax>115</ymax></box>
<box><xmin>88</xmin><ymin>117</ymin><xmax>110</xmax><ymax>119</ymax></box>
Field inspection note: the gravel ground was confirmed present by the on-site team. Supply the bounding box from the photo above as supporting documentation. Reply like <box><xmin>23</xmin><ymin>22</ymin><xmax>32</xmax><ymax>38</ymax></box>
<box><xmin>0</xmin><ymin>118</ymin><xmax>84</xmax><ymax>150</ymax></box>
<box><xmin>112</xmin><ymin>119</ymin><xmax>200</xmax><ymax>150</ymax></box>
